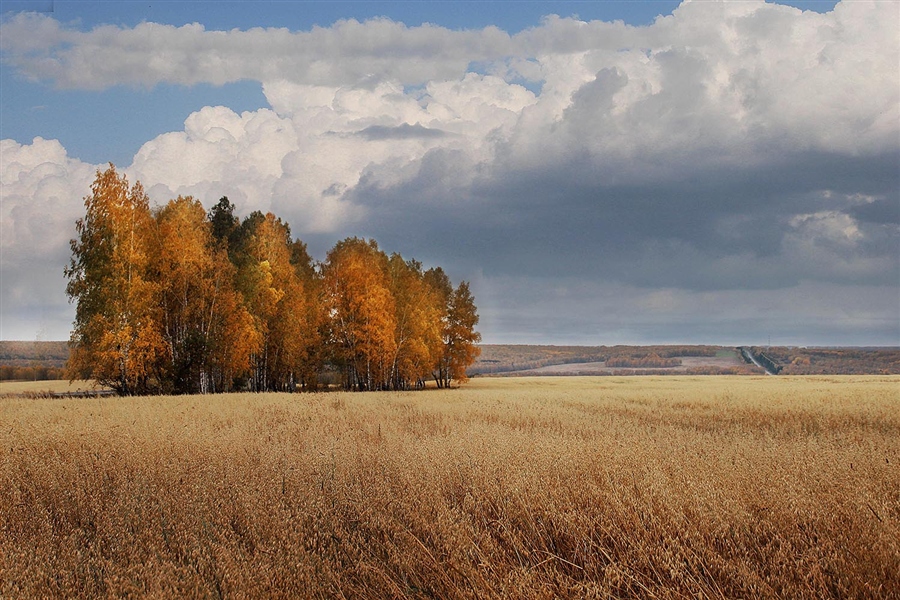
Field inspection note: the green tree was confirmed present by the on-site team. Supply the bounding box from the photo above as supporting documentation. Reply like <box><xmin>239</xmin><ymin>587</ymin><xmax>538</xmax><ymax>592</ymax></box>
<box><xmin>207</xmin><ymin>196</ymin><xmax>240</xmax><ymax>257</ymax></box>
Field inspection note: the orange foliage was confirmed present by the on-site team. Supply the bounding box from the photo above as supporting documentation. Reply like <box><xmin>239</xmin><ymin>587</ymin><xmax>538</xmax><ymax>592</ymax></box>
<box><xmin>153</xmin><ymin>196</ymin><xmax>257</xmax><ymax>393</ymax></box>
<box><xmin>324</xmin><ymin>238</ymin><xmax>398</xmax><ymax>390</ymax></box>
<box><xmin>65</xmin><ymin>165</ymin><xmax>166</xmax><ymax>395</ymax></box>
<box><xmin>66</xmin><ymin>170</ymin><xmax>481</xmax><ymax>394</ymax></box>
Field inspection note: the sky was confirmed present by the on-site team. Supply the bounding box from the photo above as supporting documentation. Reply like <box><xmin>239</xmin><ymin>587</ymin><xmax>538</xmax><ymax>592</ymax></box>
<box><xmin>1</xmin><ymin>0</ymin><xmax>898</xmax><ymax>346</ymax></box>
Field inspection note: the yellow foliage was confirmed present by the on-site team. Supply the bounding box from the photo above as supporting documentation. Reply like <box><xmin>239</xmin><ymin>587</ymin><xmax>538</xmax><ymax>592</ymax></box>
<box><xmin>67</xmin><ymin>173</ymin><xmax>481</xmax><ymax>394</ymax></box>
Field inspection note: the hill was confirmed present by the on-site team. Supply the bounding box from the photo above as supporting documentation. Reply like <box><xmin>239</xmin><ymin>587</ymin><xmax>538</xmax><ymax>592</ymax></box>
<box><xmin>0</xmin><ymin>341</ymin><xmax>69</xmax><ymax>381</ymax></box>
<box><xmin>3</xmin><ymin>342</ymin><xmax>899</xmax><ymax>380</ymax></box>
<box><xmin>0</xmin><ymin>341</ymin><xmax>69</xmax><ymax>365</ymax></box>
<box><xmin>472</xmin><ymin>345</ymin><xmax>900</xmax><ymax>376</ymax></box>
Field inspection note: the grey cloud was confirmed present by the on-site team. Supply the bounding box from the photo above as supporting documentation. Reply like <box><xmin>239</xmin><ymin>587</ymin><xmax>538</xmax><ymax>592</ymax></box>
<box><xmin>566</xmin><ymin>67</ymin><xmax>628</xmax><ymax>116</ymax></box>
<box><xmin>849</xmin><ymin>198</ymin><xmax>900</xmax><ymax>225</ymax></box>
<box><xmin>353</xmin><ymin>123</ymin><xmax>448</xmax><ymax>141</ymax></box>
<box><xmin>341</xmin><ymin>141</ymin><xmax>899</xmax><ymax>298</ymax></box>
<box><xmin>473</xmin><ymin>277</ymin><xmax>900</xmax><ymax>346</ymax></box>
<box><xmin>0</xmin><ymin>14</ymin><xmax>514</xmax><ymax>89</ymax></box>
<box><xmin>0</xmin><ymin>260</ymin><xmax>73</xmax><ymax>340</ymax></box>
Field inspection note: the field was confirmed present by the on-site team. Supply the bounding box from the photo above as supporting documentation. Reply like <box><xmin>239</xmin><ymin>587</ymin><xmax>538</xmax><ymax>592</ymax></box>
<box><xmin>471</xmin><ymin>345</ymin><xmax>900</xmax><ymax>376</ymax></box>
<box><xmin>1</xmin><ymin>376</ymin><xmax>898</xmax><ymax>598</ymax></box>
<box><xmin>0</xmin><ymin>379</ymin><xmax>108</xmax><ymax>397</ymax></box>
<box><xmin>503</xmin><ymin>355</ymin><xmax>745</xmax><ymax>376</ymax></box>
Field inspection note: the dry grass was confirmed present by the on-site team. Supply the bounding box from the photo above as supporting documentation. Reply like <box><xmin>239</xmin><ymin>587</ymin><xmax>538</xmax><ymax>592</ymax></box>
<box><xmin>0</xmin><ymin>379</ymin><xmax>108</xmax><ymax>397</ymax></box>
<box><xmin>1</xmin><ymin>376</ymin><xmax>898</xmax><ymax>598</ymax></box>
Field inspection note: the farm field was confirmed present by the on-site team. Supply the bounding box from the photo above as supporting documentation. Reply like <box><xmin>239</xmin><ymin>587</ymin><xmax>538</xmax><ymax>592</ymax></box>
<box><xmin>0</xmin><ymin>379</ymin><xmax>108</xmax><ymax>397</ymax></box>
<box><xmin>1</xmin><ymin>376</ymin><xmax>898</xmax><ymax>598</ymax></box>
<box><xmin>504</xmin><ymin>355</ymin><xmax>745</xmax><ymax>375</ymax></box>
<box><xmin>471</xmin><ymin>345</ymin><xmax>900</xmax><ymax>376</ymax></box>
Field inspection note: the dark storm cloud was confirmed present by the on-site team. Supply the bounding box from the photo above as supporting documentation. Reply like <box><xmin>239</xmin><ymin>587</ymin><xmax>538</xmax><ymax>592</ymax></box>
<box><xmin>347</xmin><ymin>144</ymin><xmax>900</xmax><ymax>297</ymax></box>
<box><xmin>849</xmin><ymin>198</ymin><xmax>900</xmax><ymax>225</ymax></box>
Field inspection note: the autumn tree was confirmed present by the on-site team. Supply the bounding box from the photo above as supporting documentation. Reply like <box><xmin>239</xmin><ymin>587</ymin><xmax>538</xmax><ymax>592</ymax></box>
<box><xmin>65</xmin><ymin>165</ymin><xmax>165</xmax><ymax>395</ymax></box>
<box><xmin>290</xmin><ymin>238</ymin><xmax>327</xmax><ymax>390</ymax></box>
<box><xmin>66</xmin><ymin>170</ymin><xmax>480</xmax><ymax>394</ymax></box>
<box><xmin>152</xmin><ymin>196</ymin><xmax>257</xmax><ymax>394</ymax></box>
<box><xmin>445</xmin><ymin>281</ymin><xmax>482</xmax><ymax>384</ymax></box>
<box><xmin>388</xmin><ymin>255</ymin><xmax>443</xmax><ymax>390</ymax></box>
<box><xmin>323</xmin><ymin>238</ymin><xmax>397</xmax><ymax>390</ymax></box>
<box><xmin>424</xmin><ymin>268</ymin><xmax>481</xmax><ymax>388</ymax></box>
<box><xmin>234</xmin><ymin>212</ymin><xmax>313</xmax><ymax>391</ymax></box>
<box><xmin>423</xmin><ymin>267</ymin><xmax>451</xmax><ymax>387</ymax></box>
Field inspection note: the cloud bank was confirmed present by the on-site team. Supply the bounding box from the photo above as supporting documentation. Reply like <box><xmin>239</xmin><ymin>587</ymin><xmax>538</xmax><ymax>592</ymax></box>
<box><xmin>2</xmin><ymin>0</ymin><xmax>898</xmax><ymax>343</ymax></box>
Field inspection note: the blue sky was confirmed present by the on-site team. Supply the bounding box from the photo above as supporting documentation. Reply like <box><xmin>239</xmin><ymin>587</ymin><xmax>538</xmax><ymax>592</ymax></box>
<box><xmin>1</xmin><ymin>0</ymin><xmax>896</xmax><ymax>345</ymax></box>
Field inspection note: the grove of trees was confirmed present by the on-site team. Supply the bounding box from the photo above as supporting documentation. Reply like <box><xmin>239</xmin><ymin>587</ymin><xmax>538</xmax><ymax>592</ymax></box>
<box><xmin>65</xmin><ymin>165</ymin><xmax>480</xmax><ymax>395</ymax></box>
<box><xmin>604</xmin><ymin>354</ymin><xmax>682</xmax><ymax>368</ymax></box>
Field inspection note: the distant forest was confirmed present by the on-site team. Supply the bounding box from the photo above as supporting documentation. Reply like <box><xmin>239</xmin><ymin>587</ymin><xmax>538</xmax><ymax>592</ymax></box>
<box><xmin>471</xmin><ymin>345</ymin><xmax>900</xmax><ymax>376</ymax></box>
<box><xmin>2</xmin><ymin>342</ymin><xmax>899</xmax><ymax>383</ymax></box>
<box><xmin>762</xmin><ymin>346</ymin><xmax>900</xmax><ymax>375</ymax></box>
<box><xmin>0</xmin><ymin>341</ymin><xmax>68</xmax><ymax>381</ymax></box>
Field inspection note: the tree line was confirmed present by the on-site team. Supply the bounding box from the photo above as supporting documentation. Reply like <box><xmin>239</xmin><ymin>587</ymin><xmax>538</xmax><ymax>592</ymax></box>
<box><xmin>0</xmin><ymin>365</ymin><xmax>67</xmax><ymax>382</ymax></box>
<box><xmin>604</xmin><ymin>354</ymin><xmax>682</xmax><ymax>368</ymax></box>
<box><xmin>65</xmin><ymin>165</ymin><xmax>480</xmax><ymax>395</ymax></box>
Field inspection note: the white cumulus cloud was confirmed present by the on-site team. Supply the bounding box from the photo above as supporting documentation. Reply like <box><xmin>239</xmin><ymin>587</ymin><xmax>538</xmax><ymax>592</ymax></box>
<box><xmin>0</xmin><ymin>138</ymin><xmax>96</xmax><ymax>339</ymax></box>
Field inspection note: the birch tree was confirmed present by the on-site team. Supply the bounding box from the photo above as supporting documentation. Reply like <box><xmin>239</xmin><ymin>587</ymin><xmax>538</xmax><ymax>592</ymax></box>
<box><xmin>235</xmin><ymin>212</ymin><xmax>311</xmax><ymax>391</ymax></box>
<box><xmin>424</xmin><ymin>268</ymin><xmax>481</xmax><ymax>388</ymax></box>
<box><xmin>323</xmin><ymin>238</ymin><xmax>396</xmax><ymax>390</ymax></box>
<box><xmin>153</xmin><ymin>196</ymin><xmax>257</xmax><ymax>393</ymax></box>
<box><xmin>65</xmin><ymin>165</ymin><xmax>164</xmax><ymax>395</ymax></box>
<box><xmin>388</xmin><ymin>255</ymin><xmax>442</xmax><ymax>389</ymax></box>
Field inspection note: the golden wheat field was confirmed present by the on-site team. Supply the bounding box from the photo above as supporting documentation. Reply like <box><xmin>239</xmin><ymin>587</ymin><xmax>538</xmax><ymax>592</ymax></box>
<box><xmin>0</xmin><ymin>379</ymin><xmax>108</xmax><ymax>397</ymax></box>
<box><xmin>1</xmin><ymin>376</ymin><xmax>898</xmax><ymax>599</ymax></box>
